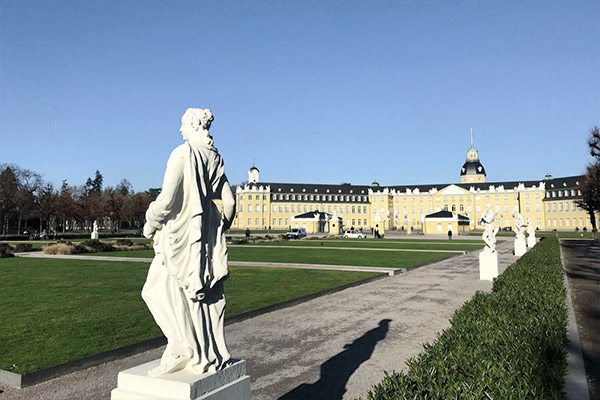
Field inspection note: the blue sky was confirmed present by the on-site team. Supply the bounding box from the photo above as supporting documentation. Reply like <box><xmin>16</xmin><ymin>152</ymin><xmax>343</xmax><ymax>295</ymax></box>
<box><xmin>1</xmin><ymin>0</ymin><xmax>598</xmax><ymax>192</ymax></box>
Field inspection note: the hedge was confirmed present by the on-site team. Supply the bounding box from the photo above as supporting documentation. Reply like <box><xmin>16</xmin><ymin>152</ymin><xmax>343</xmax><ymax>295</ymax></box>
<box><xmin>366</xmin><ymin>237</ymin><xmax>567</xmax><ymax>399</ymax></box>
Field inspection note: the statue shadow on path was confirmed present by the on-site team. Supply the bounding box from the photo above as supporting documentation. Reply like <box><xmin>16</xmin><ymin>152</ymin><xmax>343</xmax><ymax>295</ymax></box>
<box><xmin>278</xmin><ymin>318</ymin><xmax>391</xmax><ymax>400</ymax></box>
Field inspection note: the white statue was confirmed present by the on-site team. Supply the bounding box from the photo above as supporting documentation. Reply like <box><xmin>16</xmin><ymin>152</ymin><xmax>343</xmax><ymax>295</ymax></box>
<box><xmin>513</xmin><ymin>212</ymin><xmax>525</xmax><ymax>239</ymax></box>
<box><xmin>512</xmin><ymin>211</ymin><xmax>526</xmax><ymax>256</ymax></box>
<box><xmin>91</xmin><ymin>220</ymin><xmax>99</xmax><ymax>239</ymax></box>
<box><xmin>480</xmin><ymin>205</ymin><xmax>498</xmax><ymax>252</ymax></box>
<box><xmin>526</xmin><ymin>218</ymin><xmax>536</xmax><ymax>248</ymax></box>
<box><xmin>479</xmin><ymin>204</ymin><xmax>498</xmax><ymax>280</ymax></box>
<box><xmin>142</xmin><ymin>108</ymin><xmax>236</xmax><ymax>377</ymax></box>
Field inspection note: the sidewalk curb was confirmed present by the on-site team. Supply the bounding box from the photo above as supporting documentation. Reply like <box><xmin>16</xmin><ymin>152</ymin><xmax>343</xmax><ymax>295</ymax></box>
<box><xmin>558</xmin><ymin>240</ymin><xmax>590</xmax><ymax>400</ymax></box>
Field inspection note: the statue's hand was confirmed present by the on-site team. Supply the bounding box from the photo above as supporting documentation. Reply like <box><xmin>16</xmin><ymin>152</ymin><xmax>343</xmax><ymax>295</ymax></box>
<box><xmin>143</xmin><ymin>222</ymin><xmax>157</xmax><ymax>239</ymax></box>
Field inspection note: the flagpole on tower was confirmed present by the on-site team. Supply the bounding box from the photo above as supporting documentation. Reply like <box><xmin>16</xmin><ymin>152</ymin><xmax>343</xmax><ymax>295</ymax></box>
<box><xmin>470</xmin><ymin>128</ymin><xmax>474</xmax><ymax>148</ymax></box>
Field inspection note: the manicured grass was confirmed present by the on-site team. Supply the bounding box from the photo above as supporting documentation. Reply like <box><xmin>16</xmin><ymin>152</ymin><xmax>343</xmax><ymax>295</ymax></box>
<box><xmin>468</xmin><ymin>230</ymin><xmax>594</xmax><ymax>239</ymax></box>
<box><xmin>538</xmin><ymin>230</ymin><xmax>594</xmax><ymax>239</ymax></box>
<box><xmin>94</xmin><ymin>247</ymin><xmax>456</xmax><ymax>268</ymax></box>
<box><xmin>242</xmin><ymin>239</ymin><xmax>483</xmax><ymax>251</ymax></box>
<box><xmin>0</xmin><ymin>257</ymin><xmax>378</xmax><ymax>374</ymax></box>
<box><xmin>228</xmin><ymin>247</ymin><xmax>454</xmax><ymax>268</ymax></box>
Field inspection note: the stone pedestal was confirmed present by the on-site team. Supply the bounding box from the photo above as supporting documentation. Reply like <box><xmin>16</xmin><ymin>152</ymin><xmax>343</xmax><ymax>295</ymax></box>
<box><xmin>527</xmin><ymin>236</ymin><xmax>536</xmax><ymax>249</ymax></box>
<box><xmin>111</xmin><ymin>359</ymin><xmax>250</xmax><ymax>400</ymax></box>
<box><xmin>479</xmin><ymin>250</ymin><xmax>498</xmax><ymax>281</ymax></box>
<box><xmin>91</xmin><ymin>231</ymin><xmax>99</xmax><ymax>240</ymax></box>
<box><xmin>514</xmin><ymin>238</ymin><xmax>526</xmax><ymax>256</ymax></box>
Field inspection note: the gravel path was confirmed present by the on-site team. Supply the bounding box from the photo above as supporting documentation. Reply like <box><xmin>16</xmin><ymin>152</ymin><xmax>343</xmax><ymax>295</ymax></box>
<box><xmin>1</xmin><ymin>241</ymin><xmax>516</xmax><ymax>400</ymax></box>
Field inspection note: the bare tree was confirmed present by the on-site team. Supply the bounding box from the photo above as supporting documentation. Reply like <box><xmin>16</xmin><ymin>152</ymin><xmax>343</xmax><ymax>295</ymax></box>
<box><xmin>577</xmin><ymin>126</ymin><xmax>600</xmax><ymax>240</ymax></box>
<box><xmin>587</xmin><ymin>125</ymin><xmax>600</xmax><ymax>159</ymax></box>
<box><xmin>37</xmin><ymin>183</ymin><xmax>58</xmax><ymax>234</ymax></box>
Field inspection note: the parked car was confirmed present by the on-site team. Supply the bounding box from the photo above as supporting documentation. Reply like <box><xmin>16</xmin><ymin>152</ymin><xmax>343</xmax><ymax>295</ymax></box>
<box><xmin>285</xmin><ymin>228</ymin><xmax>307</xmax><ymax>239</ymax></box>
<box><xmin>343</xmin><ymin>229</ymin><xmax>367</xmax><ymax>239</ymax></box>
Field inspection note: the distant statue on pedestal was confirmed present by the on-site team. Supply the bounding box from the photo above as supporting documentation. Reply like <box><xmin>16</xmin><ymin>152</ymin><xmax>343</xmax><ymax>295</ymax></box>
<box><xmin>142</xmin><ymin>108</ymin><xmax>236</xmax><ymax>377</ymax></box>
<box><xmin>480</xmin><ymin>205</ymin><xmax>499</xmax><ymax>253</ymax></box>
<box><xmin>526</xmin><ymin>218</ymin><xmax>536</xmax><ymax>248</ymax></box>
<box><xmin>91</xmin><ymin>220</ymin><xmax>99</xmax><ymax>239</ymax></box>
<box><xmin>512</xmin><ymin>211</ymin><xmax>526</xmax><ymax>256</ymax></box>
<box><xmin>479</xmin><ymin>205</ymin><xmax>499</xmax><ymax>281</ymax></box>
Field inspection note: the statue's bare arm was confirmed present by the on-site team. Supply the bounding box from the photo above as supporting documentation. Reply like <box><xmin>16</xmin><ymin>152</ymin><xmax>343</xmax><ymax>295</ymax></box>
<box><xmin>220</xmin><ymin>179</ymin><xmax>235</xmax><ymax>231</ymax></box>
<box><xmin>143</xmin><ymin>147</ymin><xmax>185</xmax><ymax>238</ymax></box>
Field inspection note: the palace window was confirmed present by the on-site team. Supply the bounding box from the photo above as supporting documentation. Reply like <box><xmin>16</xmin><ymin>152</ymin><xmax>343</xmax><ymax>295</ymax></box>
<box><xmin>248</xmin><ymin>195</ymin><xmax>252</xmax><ymax>200</ymax></box>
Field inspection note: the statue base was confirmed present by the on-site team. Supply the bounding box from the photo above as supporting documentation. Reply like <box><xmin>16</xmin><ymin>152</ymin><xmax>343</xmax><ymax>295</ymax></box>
<box><xmin>514</xmin><ymin>238</ymin><xmax>526</xmax><ymax>256</ymax></box>
<box><xmin>91</xmin><ymin>232</ymin><xmax>99</xmax><ymax>240</ymax></box>
<box><xmin>111</xmin><ymin>359</ymin><xmax>250</xmax><ymax>400</ymax></box>
<box><xmin>527</xmin><ymin>237</ymin><xmax>536</xmax><ymax>248</ymax></box>
<box><xmin>479</xmin><ymin>250</ymin><xmax>498</xmax><ymax>281</ymax></box>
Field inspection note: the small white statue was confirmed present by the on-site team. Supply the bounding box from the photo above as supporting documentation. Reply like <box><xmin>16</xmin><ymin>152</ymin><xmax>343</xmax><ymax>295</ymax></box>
<box><xmin>91</xmin><ymin>220</ymin><xmax>99</xmax><ymax>239</ymax></box>
<box><xmin>526</xmin><ymin>218</ymin><xmax>536</xmax><ymax>248</ymax></box>
<box><xmin>513</xmin><ymin>212</ymin><xmax>525</xmax><ymax>240</ymax></box>
<box><xmin>512</xmin><ymin>211</ymin><xmax>527</xmax><ymax>256</ymax></box>
<box><xmin>480</xmin><ymin>205</ymin><xmax>498</xmax><ymax>252</ymax></box>
<box><xmin>142</xmin><ymin>108</ymin><xmax>236</xmax><ymax>377</ymax></box>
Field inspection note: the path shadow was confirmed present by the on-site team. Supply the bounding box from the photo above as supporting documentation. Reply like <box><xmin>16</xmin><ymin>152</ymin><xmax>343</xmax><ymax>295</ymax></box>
<box><xmin>278</xmin><ymin>319</ymin><xmax>391</xmax><ymax>400</ymax></box>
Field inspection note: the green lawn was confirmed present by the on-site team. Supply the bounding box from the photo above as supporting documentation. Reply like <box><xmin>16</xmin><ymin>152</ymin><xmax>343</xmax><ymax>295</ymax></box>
<box><xmin>243</xmin><ymin>238</ymin><xmax>483</xmax><ymax>251</ymax></box>
<box><xmin>468</xmin><ymin>230</ymin><xmax>594</xmax><ymax>239</ymax></box>
<box><xmin>94</xmin><ymin>246</ymin><xmax>456</xmax><ymax>268</ymax></box>
<box><xmin>0</xmin><ymin>257</ymin><xmax>378</xmax><ymax>374</ymax></box>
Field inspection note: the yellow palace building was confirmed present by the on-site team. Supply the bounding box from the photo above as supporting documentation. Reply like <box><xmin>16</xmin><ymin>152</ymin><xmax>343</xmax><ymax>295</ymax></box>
<box><xmin>227</xmin><ymin>133</ymin><xmax>597</xmax><ymax>235</ymax></box>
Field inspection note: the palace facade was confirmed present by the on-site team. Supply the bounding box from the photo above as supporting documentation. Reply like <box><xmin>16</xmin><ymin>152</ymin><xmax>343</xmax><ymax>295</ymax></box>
<box><xmin>227</xmin><ymin>135</ymin><xmax>596</xmax><ymax>234</ymax></box>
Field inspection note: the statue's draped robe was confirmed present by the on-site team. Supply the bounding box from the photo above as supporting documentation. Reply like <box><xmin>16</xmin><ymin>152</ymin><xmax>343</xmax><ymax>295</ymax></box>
<box><xmin>142</xmin><ymin>141</ymin><xmax>230</xmax><ymax>374</ymax></box>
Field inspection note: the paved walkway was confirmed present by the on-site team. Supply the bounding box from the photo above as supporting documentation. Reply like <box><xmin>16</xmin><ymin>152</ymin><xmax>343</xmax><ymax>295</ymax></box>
<box><xmin>561</xmin><ymin>239</ymin><xmax>600</xmax><ymax>400</ymax></box>
<box><xmin>1</xmin><ymin>240</ymin><xmax>517</xmax><ymax>399</ymax></box>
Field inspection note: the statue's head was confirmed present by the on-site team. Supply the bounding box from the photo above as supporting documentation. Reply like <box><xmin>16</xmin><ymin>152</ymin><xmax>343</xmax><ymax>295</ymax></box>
<box><xmin>180</xmin><ymin>108</ymin><xmax>214</xmax><ymax>141</ymax></box>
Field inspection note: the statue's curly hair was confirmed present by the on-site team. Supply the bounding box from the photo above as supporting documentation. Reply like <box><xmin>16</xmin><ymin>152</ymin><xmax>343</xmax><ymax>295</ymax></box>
<box><xmin>182</xmin><ymin>108</ymin><xmax>213</xmax><ymax>131</ymax></box>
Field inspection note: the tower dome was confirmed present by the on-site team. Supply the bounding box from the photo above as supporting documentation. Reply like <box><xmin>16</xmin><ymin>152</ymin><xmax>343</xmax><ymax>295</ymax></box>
<box><xmin>248</xmin><ymin>163</ymin><xmax>259</xmax><ymax>183</ymax></box>
<box><xmin>460</xmin><ymin>129</ymin><xmax>486</xmax><ymax>183</ymax></box>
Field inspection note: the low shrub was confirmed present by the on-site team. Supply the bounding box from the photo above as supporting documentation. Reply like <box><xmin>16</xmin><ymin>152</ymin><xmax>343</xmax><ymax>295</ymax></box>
<box><xmin>79</xmin><ymin>239</ymin><xmax>115</xmax><ymax>252</ymax></box>
<box><xmin>43</xmin><ymin>240</ymin><xmax>149</xmax><ymax>255</ymax></box>
<box><xmin>0</xmin><ymin>243</ymin><xmax>15</xmax><ymax>258</ymax></box>
<box><xmin>42</xmin><ymin>243</ymin><xmax>82</xmax><ymax>255</ymax></box>
<box><xmin>114</xmin><ymin>239</ymin><xmax>134</xmax><ymax>246</ymax></box>
<box><xmin>13</xmin><ymin>243</ymin><xmax>33</xmax><ymax>252</ymax></box>
<box><xmin>366</xmin><ymin>238</ymin><xmax>567</xmax><ymax>399</ymax></box>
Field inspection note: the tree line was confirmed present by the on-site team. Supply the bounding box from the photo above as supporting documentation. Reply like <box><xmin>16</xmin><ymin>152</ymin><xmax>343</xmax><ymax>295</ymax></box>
<box><xmin>0</xmin><ymin>166</ymin><xmax>159</xmax><ymax>236</ymax></box>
